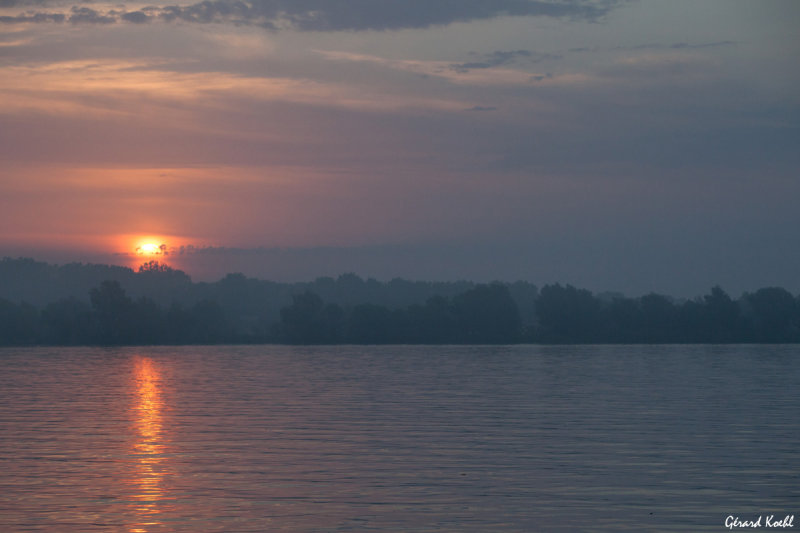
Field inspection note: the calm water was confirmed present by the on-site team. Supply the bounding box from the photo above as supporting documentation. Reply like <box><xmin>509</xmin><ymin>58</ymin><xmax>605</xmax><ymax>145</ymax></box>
<box><xmin>0</xmin><ymin>345</ymin><xmax>797</xmax><ymax>532</ymax></box>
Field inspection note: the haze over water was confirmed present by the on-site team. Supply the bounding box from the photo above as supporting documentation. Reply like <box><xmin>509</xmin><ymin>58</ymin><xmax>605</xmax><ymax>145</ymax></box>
<box><xmin>0</xmin><ymin>344</ymin><xmax>797</xmax><ymax>531</ymax></box>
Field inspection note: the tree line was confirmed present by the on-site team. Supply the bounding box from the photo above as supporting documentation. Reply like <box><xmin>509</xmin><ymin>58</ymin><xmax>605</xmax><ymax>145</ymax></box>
<box><xmin>1</xmin><ymin>263</ymin><xmax>799</xmax><ymax>345</ymax></box>
<box><xmin>0</xmin><ymin>257</ymin><xmax>509</xmax><ymax>323</ymax></box>
<box><xmin>0</xmin><ymin>280</ymin><xmax>523</xmax><ymax>345</ymax></box>
<box><xmin>532</xmin><ymin>284</ymin><xmax>799</xmax><ymax>344</ymax></box>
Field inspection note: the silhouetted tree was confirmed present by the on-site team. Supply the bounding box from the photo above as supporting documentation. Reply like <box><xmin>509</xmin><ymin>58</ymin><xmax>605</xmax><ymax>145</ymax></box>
<box><xmin>0</xmin><ymin>298</ymin><xmax>40</xmax><ymax>345</ymax></box>
<box><xmin>279</xmin><ymin>292</ymin><xmax>343</xmax><ymax>344</ymax></box>
<box><xmin>743</xmin><ymin>287</ymin><xmax>799</xmax><ymax>342</ymax></box>
<box><xmin>346</xmin><ymin>303</ymin><xmax>398</xmax><ymax>344</ymax></box>
<box><xmin>535</xmin><ymin>284</ymin><xmax>601</xmax><ymax>343</ymax></box>
<box><xmin>41</xmin><ymin>297</ymin><xmax>93</xmax><ymax>345</ymax></box>
<box><xmin>189</xmin><ymin>300</ymin><xmax>231</xmax><ymax>344</ymax></box>
<box><xmin>451</xmin><ymin>283</ymin><xmax>521</xmax><ymax>344</ymax></box>
<box><xmin>604</xmin><ymin>296</ymin><xmax>643</xmax><ymax>343</ymax></box>
<box><xmin>138</xmin><ymin>260</ymin><xmax>171</xmax><ymax>274</ymax></box>
<box><xmin>404</xmin><ymin>295</ymin><xmax>457</xmax><ymax>343</ymax></box>
<box><xmin>164</xmin><ymin>303</ymin><xmax>193</xmax><ymax>344</ymax></box>
<box><xmin>639</xmin><ymin>293</ymin><xmax>678</xmax><ymax>342</ymax></box>
<box><xmin>700</xmin><ymin>286</ymin><xmax>742</xmax><ymax>342</ymax></box>
<box><xmin>131</xmin><ymin>296</ymin><xmax>165</xmax><ymax>345</ymax></box>
<box><xmin>508</xmin><ymin>281</ymin><xmax>539</xmax><ymax>329</ymax></box>
<box><xmin>90</xmin><ymin>280</ymin><xmax>136</xmax><ymax>344</ymax></box>
<box><xmin>335</xmin><ymin>273</ymin><xmax>368</xmax><ymax>306</ymax></box>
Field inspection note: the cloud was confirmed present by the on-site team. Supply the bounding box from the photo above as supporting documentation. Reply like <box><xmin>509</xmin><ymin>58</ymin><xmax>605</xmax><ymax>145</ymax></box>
<box><xmin>156</xmin><ymin>0</ymin><xmax>622</xmax><ymax>31</ymax></box>
<box><xmin>67</xmin><ymin>6</ymin><xmax>115</xmax><ymax>24</ymax></box>
<box><xmin>0</xmin><ymin>0</ymin><xmax>52</xmax><ymax>6</ymax></box>
<box><xmin>630</xmin><ymin>41</ymin><xmax>738</xmax><ymax>51</ymax></box>
<box><xmin>1</xmin><ymin>0</ymin><xmax>624</xmax><ymax>29</ymax></box>
<box><xmin>119</xmin><ymin>10</ymin><xmax>152</xmax><ymax>24</ymax></box>
<box><xmin>450</xmin><ymin>49</ymin><xmax>561</xmax><ymax>73</ymax></box>
<box><xmin>565</xmin><ymin>41</ymin><xmax>738</xmax><ymax>54</ymax></box>
<box><xmin>317</xmin><ymin>49</ymin><xmax>544</xmax><ymax>87</ymax></box>
<box><xmin>451</xmin><ymin>50</ymin><xmax>530</xmax><ymax>71</ymax></box>
<box><xmin>0</xmin><ymin>11</ymin><xmax>64</xmax><ymax>23</ymax></box>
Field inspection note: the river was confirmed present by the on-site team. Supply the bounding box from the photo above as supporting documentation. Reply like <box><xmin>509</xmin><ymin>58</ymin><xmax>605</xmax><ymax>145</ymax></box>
<box><xmin>0</xmin><ymin>344</ymin><xmax>797</xmax><ymax>531</ymax></box>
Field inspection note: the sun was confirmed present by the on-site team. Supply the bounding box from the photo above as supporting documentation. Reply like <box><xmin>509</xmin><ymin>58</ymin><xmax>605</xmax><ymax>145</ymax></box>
<box><xmin>136</xmin><ymin>242</ymin><xmax>166</xmax><ymax>255</ymax></box>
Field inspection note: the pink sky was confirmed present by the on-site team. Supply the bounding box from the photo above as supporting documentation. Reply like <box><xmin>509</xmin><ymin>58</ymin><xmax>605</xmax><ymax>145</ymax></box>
<box><xmin>1</xmin><ymin>1</ymin><xmax>799</xmax><ymax>295</ymax></box>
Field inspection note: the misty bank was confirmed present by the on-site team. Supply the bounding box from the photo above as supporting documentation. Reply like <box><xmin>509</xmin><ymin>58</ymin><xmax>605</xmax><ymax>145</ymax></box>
<box><xmin>2</xmin><ymin>258</ymin><xmax>800</xmax><ymax>346</ymax></box>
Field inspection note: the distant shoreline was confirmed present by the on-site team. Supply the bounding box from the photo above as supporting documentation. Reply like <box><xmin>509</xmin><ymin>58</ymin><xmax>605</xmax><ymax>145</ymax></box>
<box><xmin>2</xmin><ymin>257</ymin><xmax>799</xmax><ymax>346</ymax></box>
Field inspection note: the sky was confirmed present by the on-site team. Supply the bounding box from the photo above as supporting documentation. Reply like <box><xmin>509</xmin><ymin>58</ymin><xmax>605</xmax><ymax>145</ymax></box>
<box><xmin>1</xmin><ymin>0</ymin><xmax>798</xmax><ymax>296</ymax></box>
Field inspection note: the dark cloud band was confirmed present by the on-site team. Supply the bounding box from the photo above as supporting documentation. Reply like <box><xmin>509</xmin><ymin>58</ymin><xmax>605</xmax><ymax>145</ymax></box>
<box><xmin>450</xmin><ymin>49</ymin><xmax>562</xmax><ymax>73</ymax></box>
<box><xmin>0</xmin><ymin>0</ymin><xmax>623</xmax><ymax>29</ymax></box>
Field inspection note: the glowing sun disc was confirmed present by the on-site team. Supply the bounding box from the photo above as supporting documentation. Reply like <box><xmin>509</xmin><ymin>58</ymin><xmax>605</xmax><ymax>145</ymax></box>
<box><xmin>138</xmin><ymin>243</ymin><xmax>162</xmax><ymax>255</ymax></box>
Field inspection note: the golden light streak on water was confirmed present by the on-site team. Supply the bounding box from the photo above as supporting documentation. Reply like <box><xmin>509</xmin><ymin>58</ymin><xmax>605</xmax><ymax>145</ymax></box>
<box><xmin>130</xmin><ymin>356</ymin><xmax>168</xmax><ymax>532</ymax></box>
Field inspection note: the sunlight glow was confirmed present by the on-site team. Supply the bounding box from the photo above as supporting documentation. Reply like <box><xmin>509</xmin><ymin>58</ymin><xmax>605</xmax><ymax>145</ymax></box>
<box><xmin>136</xmin><ymin>242</ymin><xmax>165</xmax><ymax>256</ymax></box>
<box><xmin>130</xmin><ymin>356</ymin><xmax>172</xmax><ymax>532</ymax></box>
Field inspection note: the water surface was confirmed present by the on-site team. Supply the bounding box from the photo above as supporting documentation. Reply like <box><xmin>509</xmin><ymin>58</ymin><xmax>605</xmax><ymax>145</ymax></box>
<box><xmin>1</xmin><ymin>345</ymin><xmax>797</xmax><ymax>531</ymax></box>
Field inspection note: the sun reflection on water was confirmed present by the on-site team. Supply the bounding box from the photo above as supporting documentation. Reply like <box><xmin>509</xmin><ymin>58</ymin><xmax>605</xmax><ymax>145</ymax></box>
<box><xmin>130</xmin><ymin>356</ymin><xmax>170</xmax><ymax>532</ymax></box>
